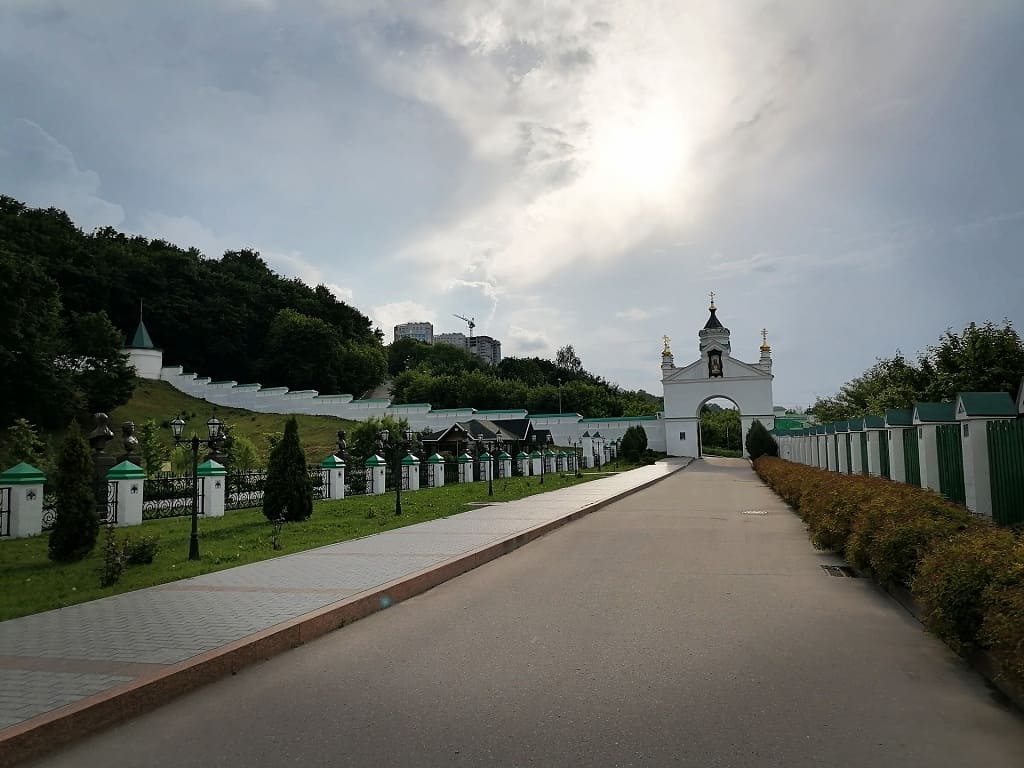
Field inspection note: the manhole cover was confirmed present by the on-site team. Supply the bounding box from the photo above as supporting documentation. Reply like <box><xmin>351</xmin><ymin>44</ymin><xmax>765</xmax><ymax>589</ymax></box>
<box><xmin>741</xmin><ymin>510</ymin><xmax>768</xmax><ymax>515</ymax></box>
<box><xmin>820</xmin><ymin>565</ymin><xmax>858</xmax><ymax>578</ymax></box>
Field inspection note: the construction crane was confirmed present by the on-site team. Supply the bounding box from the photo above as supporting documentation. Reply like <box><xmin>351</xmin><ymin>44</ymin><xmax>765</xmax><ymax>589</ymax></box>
<box><xmin>453</xmin><ymin>314</ymin><xmax>476</xmax><ymax>343</ymax></box>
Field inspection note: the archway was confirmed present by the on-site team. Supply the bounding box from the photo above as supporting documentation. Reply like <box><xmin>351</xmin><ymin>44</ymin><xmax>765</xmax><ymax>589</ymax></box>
<box><xmin>697</xmin><ymin>396</ymin><xmax>742</xmax><ymax>458</ymax></box>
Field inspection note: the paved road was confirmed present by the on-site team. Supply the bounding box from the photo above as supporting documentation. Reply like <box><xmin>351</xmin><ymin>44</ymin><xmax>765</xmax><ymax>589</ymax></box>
<box><xmin>29</xmin><ymin>459</ymin><xmax>1024</xmax><ymax>767</ymax></box>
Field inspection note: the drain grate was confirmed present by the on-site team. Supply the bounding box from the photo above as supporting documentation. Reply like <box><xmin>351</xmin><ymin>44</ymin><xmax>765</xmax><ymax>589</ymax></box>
<box><xmin>741</xmin><ymin>510</ymin><xmax>768</xmax><ymax>515</ymax></box>
<box><xmin>820</xmin><ymin>564</ymin><xmax>858</xmax><ymax>578</ymax></box>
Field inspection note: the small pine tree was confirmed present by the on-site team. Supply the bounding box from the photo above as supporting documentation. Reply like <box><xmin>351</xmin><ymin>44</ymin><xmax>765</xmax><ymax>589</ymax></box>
<box><xmin>49</xmin><ymin>421</ymin><xmax>100</xmax><ymax>562</ymax></box>
<box><xmin>137</xmin><ymin>419</ymin><xmax>168</xmax><ymax>477</ymax></box>
<box><xmin>263</xmin><ymin>417</ymin><xmax>312</xmax><ymax>522</ymax></box>
<box><xmin>620</xmin><ymin>425</ymin><xmax>648</xmax><ymax>463</ymax></box>
<box><xmin>744</xmin><ymin>419</ymin><xmax>779</xmax><ymax>461</ymax></box>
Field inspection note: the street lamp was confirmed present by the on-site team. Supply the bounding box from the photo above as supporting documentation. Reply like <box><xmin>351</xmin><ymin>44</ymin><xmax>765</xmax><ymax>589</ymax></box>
<box><xmin>477</xmin><ymin>433</ymin><xmax>498</xmax><ymax>497</ymax></box>
<box><xmin>557</xmin><ymin>377</ymin><xmax>563</xmax><ymax>413</ymax></box>
<box><xmin>170</xmin><ymin>414</ymin><xmax>225</xmax><ymax>561</ymax></box>
<box><xmin>379</xmin><ymin>427</ymin><xmax>414</xmax><ymax>516</ymax></box>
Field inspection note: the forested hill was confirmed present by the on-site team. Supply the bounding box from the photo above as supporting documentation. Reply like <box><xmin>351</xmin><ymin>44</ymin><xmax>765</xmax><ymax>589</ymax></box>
<box><xmin>0</xmin><ymin>196</ymin><xmax>386</xmax><ymax>397</ymax></box>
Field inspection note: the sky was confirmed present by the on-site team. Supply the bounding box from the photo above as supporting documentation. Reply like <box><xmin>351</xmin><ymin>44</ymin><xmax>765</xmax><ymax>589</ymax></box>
<box><xmin>2</xmin><ymin>0</ymin><xmax>1023</xmax><ymax>408</ymax></box>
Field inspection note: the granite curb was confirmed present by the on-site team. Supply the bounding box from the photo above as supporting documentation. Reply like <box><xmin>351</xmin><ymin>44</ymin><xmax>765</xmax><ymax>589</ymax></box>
<box><xmin>0</xmin><ymin>459</ymin><xmax>690</xmax><ymax>767</ymax></box>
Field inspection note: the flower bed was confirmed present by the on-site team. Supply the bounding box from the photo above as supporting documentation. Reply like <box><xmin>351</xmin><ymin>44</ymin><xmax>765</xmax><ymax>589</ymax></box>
<box><xmin>754</xmin><ymin>456</ymin><xmax>1024</xmax><ymax>694</ymax></box>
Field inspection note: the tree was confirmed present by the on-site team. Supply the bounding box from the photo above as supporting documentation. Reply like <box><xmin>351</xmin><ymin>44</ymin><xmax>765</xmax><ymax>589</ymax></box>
<box><xmin>620</xmin><ymin>425</ymin><xmax>648</xmax><ymax>463</ymax></box>
<box><xmin>263</xmin><ymin>417</ymin><xmax>312</xmax><ymax>522</ymax></box>
<box><xmin>922</xmin><ymin>321</ymin><xmax>1024</xmax><ymax>401</ymax></box>
<box><xmin>48</xmin><ymin>421</ymin><xmax>99</xmax><ymax>562</ymax></box>
<box><xmin>136</xmin><ymin>419</ymin><xmax>168</xmax><ymax>477</ymax></box>
<box><xmin>336</xmin><ymin>341</ymin><xmax>388</xmax><ymax>396</ymax></box>
<box><xmin>555</xmin><ymin>344</ymin><xmax>584</xmax><ymax>375</ymax></box>
<box><xmin>259</xmin><ymin>309</ymin><xmax>342</xmax><ymax>393</ymax></box>
<box><xmin>348</xmin><ymin>416</ymin><xmax>412</xmax><ymax>463</ymax></box>
<box><xmin>61</xmin><ymin>310</ymin><xmax>136</xmax><ymax>414</ymax></box>
<box><xmin>745</xmin><ymin>419</ymin><xmax>778</xmax><ymax>461</ymax></box>
<box><xmin>1</xmin><ymin>418</ymin><xmax>48</xmax><ymax>470</ymax></box>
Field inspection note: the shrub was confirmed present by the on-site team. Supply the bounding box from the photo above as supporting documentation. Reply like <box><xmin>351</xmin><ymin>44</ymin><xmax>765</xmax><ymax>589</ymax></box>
<box><xmin>980</xmin><ymin>559</ymin><xmax>1024</xmax><ymax>682</ymax></box>
<box><xmin>915</xmin><ymin>526</ymin><xmax>1018</xmax><ymax>653</ymax></box>
<box><xmin>123</xmin><ymin>534</ymin><xmax>160</xmax><ymax>565</ymax></box>
<box><xmin>745</xmin><ymin>419</ymin><xmax>778</xmax><ymax>460</ymax></box>
<box><xmin>621</xmin><ymin>426</ymin><xmax>648</xmax><ymax>463</ymax></box>
<box><xmin>99</xmin><ymin>522</ymin><xmax>125</xmax><ymax>588</ymax></box>
<box><xmin>263</xmin><ymin>417</ymin><xmax>312</xmax><ymax>522</ymax></box>
<box><xmin>137</xmin><ymin>419</ymin><xmax>168</xmax><ymax>477</ymax></box>
<box><xmin>48</xmin><ymin>421</ymin><xmax>100</xmax><ymax>563</ymax></box>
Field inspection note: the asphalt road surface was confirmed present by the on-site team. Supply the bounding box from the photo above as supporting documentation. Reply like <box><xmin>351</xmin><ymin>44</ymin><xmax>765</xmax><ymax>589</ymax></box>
<box><xmin>30</xmin><ymin>458</ymin><xmax>1024</xmax><ymax>767</ymax></box>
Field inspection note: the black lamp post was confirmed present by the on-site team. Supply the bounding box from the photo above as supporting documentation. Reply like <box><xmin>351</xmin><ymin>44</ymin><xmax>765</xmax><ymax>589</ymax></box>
<box><xmin>379</xmin><ymin>428</ymin><xmax>414</xmax><ymax>516</ymax></box>
<box><xmin>574</xmin><ymin>437</ymin><xmax>583</xmax><ymax>478</ymax></box>
<box><xmin>170</xmin><ymin>414</ymin><xmax>225</xmax><ymax>561</ymax></box>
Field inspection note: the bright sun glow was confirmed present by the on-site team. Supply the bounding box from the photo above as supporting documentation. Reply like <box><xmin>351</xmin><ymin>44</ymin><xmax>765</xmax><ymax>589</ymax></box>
<box><xmin>590</xmin><ymin>107</ymin><xmax>690</xmax><ymax>198</ymax></box>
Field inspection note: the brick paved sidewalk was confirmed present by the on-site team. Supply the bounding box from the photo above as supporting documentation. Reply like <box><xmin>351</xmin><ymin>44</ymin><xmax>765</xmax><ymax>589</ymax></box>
<box><xmin>0</xmin><ymin>461</ymin><xmax>688</xmax><ymax>760</ymax></box>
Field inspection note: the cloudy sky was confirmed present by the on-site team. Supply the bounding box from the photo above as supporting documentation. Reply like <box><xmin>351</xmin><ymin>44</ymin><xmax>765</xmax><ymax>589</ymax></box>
<box><xmin>2</xmin><ymin>1</ymin><xmax>1023</xmax><ymax>406</ymax></box>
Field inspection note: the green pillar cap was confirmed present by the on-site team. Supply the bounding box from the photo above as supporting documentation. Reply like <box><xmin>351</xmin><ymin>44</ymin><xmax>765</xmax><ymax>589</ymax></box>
<box><xmin>364</xmin><ymin>454</ymin><xmax>385</xmax><ymax>467</ymax></box>
<box><xmin>557</xmin><ymin>451</ymin><xmax>567</xmax><ymax>457</ymax></box>
<box><xmin>543</xmin><ymin>448</ymin><xmax>555</xmax><ymax>456</ymax></box>
<box><xmin>0</xmin><ymin>462</ymin><xmax>46</xmax><ymax>485</ymax></box>
<box><xmin>478</xmin><ymin>451</ymin><xmax>491</xmax><ymax>460</ymax></box>
<box><xmin>428</xmin><ymin>453</ymin><xmax>445</xmax><ymax>464</ymax></box>
<box><xmin>106</xmin><ymin>460</ymin><xmax>145</xmax><ymax>480</ymax></box>
<box><xmin>516</xmin><ymin>452</ymin><xmax>530</xmax><ymax>460</ymax></box>
<box><xmin>457</xmin><ymin>453</ymin><xmax>473</xmax><ymax>463</ymax></box>
<box><xmin>401</xmin><ymin>454</ymin><xmax>420</xmax><ymax>465</ymax></box>
<box><xmin>530</xmin><ymin>450</ymin><xmax>542</xmax><ymax>458</ymax></box>
<box><xmin>497</xmin><ymin>452</ymin><xmax>511</xmax><ymax>460</ymax></box>
<box><xmin>197</xmin><ymin>459</ymin><xmax>227</xmax><ymax>477</ymax></box>
<box><xmin>321</xmin><ymin>455</ymin><xmax>346</xmax><ymax>468</ymax></box>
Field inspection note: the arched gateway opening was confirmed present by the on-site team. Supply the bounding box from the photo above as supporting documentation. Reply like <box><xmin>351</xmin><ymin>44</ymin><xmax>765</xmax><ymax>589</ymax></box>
<box><xmin>698</xmin><ymin>396</ymin><xmax>742</xmax><ymax>457</ymax></box>
<box><xmin>660</xmin><ymin>296</ymin><xmax>776</xmax><ymax>459</ymax></box>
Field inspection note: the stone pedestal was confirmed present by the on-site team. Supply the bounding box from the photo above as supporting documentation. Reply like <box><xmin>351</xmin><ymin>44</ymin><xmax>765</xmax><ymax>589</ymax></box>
<box><xmin>321</xmin><ymin>455</ymin><xmax>346</xmax><ymax>500</ymax></box>
<box><xmin>198</xmin><ymin>460</ymin><xmax>227</xmax><ymax>518</ymax></box>
<box><xmin>497</xmin><ymin>453</ymin><xmax>512</xmax><ymax>479</ymax></box>
<box><xmin>516</xmin><ymin>452</ymin><xmax>530</xmax><ymax>477</ymax></box>
<box><xmin>458</xmin><ymin>454</ymin><xmax>474</xmax><ymax>484</ymax></box>
<box><xmin>530</xmin><ymin>451</ymin><xmax>542</xmax><ymax>477</ymax></box>
<box><xmin>428</xmin><ymin>454</ymin><xmax>445</xmax><ymax>488</ymax></box>
<box><xmin>0</xmin><ymin>463</ymin><xmax>46</xmax><ymax>538</ymax></box>
<box><xmin>365</xmin><ymin>455</ymin><xmax>387</xmax><ymax>495</ymax></box>
<box><xmin>918</xmin><ymin>426</ymin><xmax>941</xmax><ymax>493</ymax></box>
<box><xmin>402</xmin><ymin>454</ymin><xmax>420</xmax><ymax>491</ymax></box>
<box><xmin>107</xmin><ymin>461</ymin><xmax>145</xmax><ymax>527</ymax></box>
<box><xmin>478</xmin><ymin>452</ymin><xmax>492</xmax><ymax>484</ymax></box>
<box><xmin>888</xmin><ymin>428</ymin><xmax>909</xmax><ymax>483</ymax></box>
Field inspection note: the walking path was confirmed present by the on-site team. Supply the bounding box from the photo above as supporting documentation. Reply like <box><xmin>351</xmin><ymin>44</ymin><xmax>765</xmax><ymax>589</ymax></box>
<box><xmin>0</xmin><ymin>460</ymin><xmax>689</xmax><ymax>765</ymax></box>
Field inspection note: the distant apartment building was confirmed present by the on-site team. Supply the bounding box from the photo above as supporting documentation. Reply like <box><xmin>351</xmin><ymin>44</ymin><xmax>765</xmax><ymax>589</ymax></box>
<box><xmin>434</xmin><ymin>331</ymin><xmax>502</xmax><ymax>366</ymax></box>
<box><xmin>394</xmin><ymin>322</ymin><xmax>434</xmax><ymax>344</ymax></box>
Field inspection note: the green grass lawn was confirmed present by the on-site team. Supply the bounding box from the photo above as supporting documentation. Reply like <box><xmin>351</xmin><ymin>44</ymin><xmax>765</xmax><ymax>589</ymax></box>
<box><xmin>110</xmin><ymin>379</ymin><xmax>358</xmax><ymax>464</ymax></box>
<box><xmin>0</xmin><ymin>470</ymin><xmax>614</xmax><ymax>622</ymax></box>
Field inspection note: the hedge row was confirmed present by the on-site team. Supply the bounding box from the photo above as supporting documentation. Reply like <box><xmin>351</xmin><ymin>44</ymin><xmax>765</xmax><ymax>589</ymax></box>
<box><xmin>754</xmin><ymin>457</ymin><xmax>1024</xmax><ymax>686</ymax></box>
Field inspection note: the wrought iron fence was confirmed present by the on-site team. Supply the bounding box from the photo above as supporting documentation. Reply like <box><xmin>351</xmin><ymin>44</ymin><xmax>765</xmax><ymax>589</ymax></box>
<box><xmin>225</xmin><ymin>470</ymin><xmax>266</xmax><ymax>511</ymax></box>
<box><xmin>41</xmin><ymin>490</ymin><xmax>56</xmax><ymax>530</ymax></box>
<box><xmin>444</xmin><ymin>461</ymin><xmax>460</xmax><ymax>485</ymax></box>
<box><xmin>309</xmin><ymin>467</ymin><xmax>328</xmax><ymax>501</ymax></box>
<box><xmin>144</xmin><ymin>474</ymin><xmax>199</xmax><ymax>519</ymax></box>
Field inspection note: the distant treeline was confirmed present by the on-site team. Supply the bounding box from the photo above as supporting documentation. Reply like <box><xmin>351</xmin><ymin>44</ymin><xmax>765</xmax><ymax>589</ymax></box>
<box><xmin>0</xmin><ymin>196</ymin><xmax>661</xmax><ymax>429</ymax></box>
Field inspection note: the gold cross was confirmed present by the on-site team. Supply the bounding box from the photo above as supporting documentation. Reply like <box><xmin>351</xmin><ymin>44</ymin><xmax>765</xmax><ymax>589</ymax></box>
<box><xmin>662</xmin><ymin>335</ymin><xmax>672</xmax><ymax>354</ymax></box>
<box><xmin>762</xmin><ymin>328</ymin><xmax>768</xmax><ymax>345</ymax></box>
<box><xmin>709</xmin><ymin>290</ymin><xmax>716</xmax><ymax>308</ymax></box>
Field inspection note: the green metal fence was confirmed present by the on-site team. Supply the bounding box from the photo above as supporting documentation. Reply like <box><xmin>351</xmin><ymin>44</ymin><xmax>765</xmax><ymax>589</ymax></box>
<box><xmin>903</xmin><ymin>428</ymin><xmax>921</xmax><ymax>487</ymax></box>
<box><xmin>859</xmin><ymin>434</ymin><xmax>869</xmax><ymax>475</ymax></box>
<box><xmin>845</xmin><ymin>435</ymin><xmax>853</xmax><ymax>474</ymax></box>
<box><xmin>988</xmin><ymin>419</ymin><xmax>1024</xmax><ymax>526</ymax></box>
<box><xmin>879</xmin><ymin>432</ymin><xmax>891</xmax><ymax>479</ymax></box>
<box><xmin>936</xmin><ymin>424</ymin><xmax>966</xmax><ymax>505</ymax></box>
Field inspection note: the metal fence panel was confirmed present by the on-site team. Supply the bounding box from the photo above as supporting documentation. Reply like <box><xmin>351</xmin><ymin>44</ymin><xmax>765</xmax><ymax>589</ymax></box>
<box><xmin>879</xmin><ymin>432</ymin><xmax>891</xmax><ymax>479</ymax></box>
<box><xmin>903</xmin><ymin>429</ymin><xmax>922</xmax><ymax>487</ymax></box>
<box><xmin>0</xmin><ymin>487</ymin><xmax>9</xmax><ymax>537</ymax></box>
<box><xmin>936</xmin><ymin>424</ymin><xmax>966</xmax><ymax>505</ymax></box>
<box><xmin>859</xmin><ymin>434</ymin><xmax>869</xmax><ymax>475</ymax></box>
<box><xmin>988</xmin><ymin>419</ymin><xmax>1024</xmax><ymax>526</ymax></box>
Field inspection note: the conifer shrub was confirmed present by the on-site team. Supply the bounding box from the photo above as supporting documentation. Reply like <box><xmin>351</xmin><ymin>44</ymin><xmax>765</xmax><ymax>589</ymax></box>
<box><xmin>744</xmin><ymin>419</ymin><xmax>778</xmax><ymax>460</ymax></box>
<box><xmin>620</xmin><ymin>425</ymin><xmax>648</xmax><ymax>463</ymax></box>
<box><xmin>980</xmin><ymin>545</ymin><xmax>1024</xmax><ymax>681</ymax></box>
<box><xmin>48</xmin><ymin>421</ymin><xmax>100</xmax><ymax>562</ymax></box>
<box><xmin>263</xmin><ymin>417</ymin><xmax>312</xmax><ymax>522</ymax></box>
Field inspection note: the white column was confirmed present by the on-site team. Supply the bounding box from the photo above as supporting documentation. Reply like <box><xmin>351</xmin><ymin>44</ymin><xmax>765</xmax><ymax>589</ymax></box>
<box><xmin>0</xmin><ymin>463</ymin><xmax>46</xmax><ymax>538</ymax></box>
<box><xmin>497</xmin><ymin>453</ymin><xmax>513</xmax><ymax>479</ymax></box>
<box><xmin>365</xmin><ymin>455</ymin><xmax>387</xmax><ymax>495</ymax></box>
<box><xmin>403</xmin><ymin>455</ymin><xmax>420</xmax><ymax>491</ymax></box>
<box><xmin>918</xmin><ymin>425</ymin><xmax>941</xmax><ymax>492</ymax></box>
<box><xmin>530</xmin><ymin>452</ymin><xmax>542</xmax><ymax>476</ymax></box>
<box><xmin>322</xmin><ymin>456</ymin><xmax>346</xmax><ymax>500</ymax></box>
<box><xmin>478</xmin><ymin>453</ymin><xmax>492</xmax><ymax>484</ymax></box>
<box><xmin>428</xmin><ymin>455</ymin><xmax>445</xmax><ymax>487</ymax></box>
<box><xmin>865</xmin><ymin>431</ymin><xmax>882</xmax><ymax>476</ymax></box>
<box><xmin>889</xmin><ymin>428</ymin><xmax>907</xmax><ymax>483</ymax></box>
<box><xmin>458</xmin><ymin>455</ymin><xmax>474</xmax><ymax>483</ymax></box>
<box><xmin>517</xmin><ymin>453</ymin><xmax>531</xmax><ymax>476</ymax></box>
<box><xmin>850</xmin><ymin>434</ymin><xmax>863</xmax><ymax>474</ymax></box>
<box><xmin>837</xmin><ymin>434</ymin><xmax>848</xmax><ymax>473</ymax></box>
<box><xmin>107</xmin><ymin>461</ymin><xmax>145</xmax><ymax>527</ymax></box>
<box><xmin>962</xmin><ymin>419</ymin><xmax>998</xmax><ymax>517</ymax></box>
<box><xmin>198</xmin><ymin>460</ymin><xmax>227</xmax><ymax>518</ymax></box>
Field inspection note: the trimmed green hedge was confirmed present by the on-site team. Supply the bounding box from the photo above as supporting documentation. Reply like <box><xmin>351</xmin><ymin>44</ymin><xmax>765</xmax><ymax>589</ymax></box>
<box><xmin>754</xmin><ymin>457</ymin><xmax>1024</xmax><ymax>690</ymax></box>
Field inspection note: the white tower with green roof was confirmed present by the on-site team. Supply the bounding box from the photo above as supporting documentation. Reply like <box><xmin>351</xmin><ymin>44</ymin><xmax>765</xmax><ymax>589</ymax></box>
<box><xmin>124</xmin><ymin>305</ymin><xmax>163</xmax><ymax>380</ymax></box>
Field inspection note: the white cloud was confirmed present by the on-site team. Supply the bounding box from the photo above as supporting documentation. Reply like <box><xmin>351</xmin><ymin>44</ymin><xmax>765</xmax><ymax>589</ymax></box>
<box><xmin>615</xmin><ymin>308</ymin><xmax>651</xmax><ymax>322</ymax></box>
<box><xmin>0</xmin><ymin>118</ymin><xmax>124</xmax><ymax>230</ymax></box>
